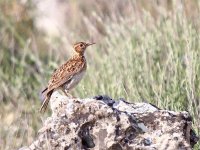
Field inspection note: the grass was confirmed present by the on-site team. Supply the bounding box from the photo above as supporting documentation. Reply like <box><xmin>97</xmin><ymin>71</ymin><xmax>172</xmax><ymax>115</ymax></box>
<box><xmin>0</xmin><ymin>0</ymin><xmax>199</xmax><ymax>149</ymax></box>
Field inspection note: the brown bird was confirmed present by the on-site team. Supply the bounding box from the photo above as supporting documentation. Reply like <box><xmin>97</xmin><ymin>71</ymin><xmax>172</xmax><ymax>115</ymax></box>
<box><xmin>40</xmin><ymin>42</ymin><xmax>95</xmax><ymax>112</ymax></box>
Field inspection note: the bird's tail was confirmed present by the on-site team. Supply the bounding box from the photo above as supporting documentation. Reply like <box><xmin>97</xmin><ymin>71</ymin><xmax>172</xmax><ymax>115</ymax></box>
<box><xmin>39</xmin><ymin>87</ymin><xmax>48</xmax><ymax>102</ymax></box>
<box><xmin>39</xmin><ymin>90</ymin><xmax>53</xmax><ymax>113</ymax></box>
<box><xmin>41</xmin><ymin>87</ymin><xmax>48</xmax><ymax>94</ymax></box>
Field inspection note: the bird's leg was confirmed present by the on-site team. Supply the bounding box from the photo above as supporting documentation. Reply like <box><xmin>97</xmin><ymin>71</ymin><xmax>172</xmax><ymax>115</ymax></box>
<box><xmin>65</xmin><ymin>90</ymin><xmax>76</xmax><ymax>98</ymax></box>
<box><xmin>65</xmin><ymin>90</ymin><xmax>73</xmax><ymax>98</ymax></box>
<box><xmin>61</xmin><ymin>89</ymin><xmax>73</xmax><ymax>98</ymax></box>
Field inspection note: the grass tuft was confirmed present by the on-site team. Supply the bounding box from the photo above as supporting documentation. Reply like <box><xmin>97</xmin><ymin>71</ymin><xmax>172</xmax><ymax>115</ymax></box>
<box><xmin>0</xmin><ymin>0</ymin><xmax>199</xmax><ymax>149</ymax></box>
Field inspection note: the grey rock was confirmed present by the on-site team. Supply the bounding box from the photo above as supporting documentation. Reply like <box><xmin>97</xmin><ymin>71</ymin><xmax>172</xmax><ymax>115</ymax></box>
<box><xmin>20</xmin><ymin>92</ymin><xmax>199</xmax><ymax>150</ymax></box>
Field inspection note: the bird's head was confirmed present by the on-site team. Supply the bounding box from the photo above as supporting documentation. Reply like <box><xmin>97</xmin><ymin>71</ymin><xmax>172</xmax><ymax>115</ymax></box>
<box><xmin>73</xmin><ymin>42</ymin><xmax>95</xmax><ymax>55</ymax></box>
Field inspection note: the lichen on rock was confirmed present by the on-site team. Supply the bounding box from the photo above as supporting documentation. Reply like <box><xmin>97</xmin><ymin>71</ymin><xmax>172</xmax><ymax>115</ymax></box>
<box><xmin>20</xmin><ymin>92</ymin><xmax>199</xmax><ymax>150</ymax></box>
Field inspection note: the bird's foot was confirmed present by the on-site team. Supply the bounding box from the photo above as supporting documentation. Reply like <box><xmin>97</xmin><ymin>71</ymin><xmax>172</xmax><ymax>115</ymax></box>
<box><xmin>62</xmin><ymin>89</ymin><xmax>74</xmax><ymax>98</ymax></box>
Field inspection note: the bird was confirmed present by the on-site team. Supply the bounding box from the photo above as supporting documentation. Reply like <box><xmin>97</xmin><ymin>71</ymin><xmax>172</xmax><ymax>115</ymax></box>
<box><xmin>39</xmin><ymin>42</ymin><xmax>95</xmax><ymax>112</ymax></box>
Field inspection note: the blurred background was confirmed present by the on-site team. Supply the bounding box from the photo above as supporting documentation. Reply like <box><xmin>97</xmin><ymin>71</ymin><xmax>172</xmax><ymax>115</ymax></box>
<box><xmin>0</xmin><ymin>0</ymin><xmax>200</xmax><ymax>149</ymax></box>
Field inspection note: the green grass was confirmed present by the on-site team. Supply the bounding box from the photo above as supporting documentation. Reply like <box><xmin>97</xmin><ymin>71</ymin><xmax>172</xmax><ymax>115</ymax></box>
<box><xmin>0</xmin><ymin>0</ymin><xmax>199</xmax><ymax>149</ymax></box>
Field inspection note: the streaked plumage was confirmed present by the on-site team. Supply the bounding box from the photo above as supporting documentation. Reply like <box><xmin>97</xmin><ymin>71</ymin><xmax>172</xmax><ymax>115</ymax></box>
<box><xmin>40</xmin><ymin>42</ymin><xmax>95</xmax><ymax>112</ymax></box>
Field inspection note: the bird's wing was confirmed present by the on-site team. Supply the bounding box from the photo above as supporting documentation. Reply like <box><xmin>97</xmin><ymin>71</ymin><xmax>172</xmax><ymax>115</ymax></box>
<box><xmin>47</xmin><ymin>58</ymin><xmax>86</xmax><ymax>92</ymax></box>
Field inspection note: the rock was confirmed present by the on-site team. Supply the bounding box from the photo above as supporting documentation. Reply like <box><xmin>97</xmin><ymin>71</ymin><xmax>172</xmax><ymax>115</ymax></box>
<box><xmin>20</xmin><ymin>92</ymin><xmax>199</xmax><ymax>150</ymax></box>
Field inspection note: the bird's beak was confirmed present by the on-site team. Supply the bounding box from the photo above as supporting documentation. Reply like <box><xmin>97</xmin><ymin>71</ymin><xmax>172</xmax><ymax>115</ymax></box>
<box><xmin>86</xmin><ymin>42</ymin><xmax>95</xmax><ymax>47</ymax></box>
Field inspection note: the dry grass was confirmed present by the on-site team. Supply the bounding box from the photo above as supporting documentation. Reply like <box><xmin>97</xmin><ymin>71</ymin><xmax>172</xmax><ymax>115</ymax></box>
<box><xmin>0</xmin><ymin>0</ymin><xmax>199</xmax><ymax>149</ymax></box>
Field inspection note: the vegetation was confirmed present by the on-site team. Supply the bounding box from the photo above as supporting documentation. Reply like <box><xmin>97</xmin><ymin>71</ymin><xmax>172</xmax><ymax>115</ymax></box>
<box><xmin>0</xmin><ymin>0</ymin><xmax>199</xmax><ymax>149</ymax></box>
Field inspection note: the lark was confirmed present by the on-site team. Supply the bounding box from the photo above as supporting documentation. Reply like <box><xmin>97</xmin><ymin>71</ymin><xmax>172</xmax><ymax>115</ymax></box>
<box><xmin>40</xmin><ymin>42</ymin><xmax>95</xmax><ymax>112</ymax></box>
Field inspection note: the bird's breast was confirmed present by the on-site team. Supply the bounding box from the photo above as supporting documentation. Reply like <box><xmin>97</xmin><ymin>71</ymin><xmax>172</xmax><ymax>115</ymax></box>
<box><xmin>64</xmin><ymin>70</ymin><xmax>86</xmax><ymax>90</ymax></box>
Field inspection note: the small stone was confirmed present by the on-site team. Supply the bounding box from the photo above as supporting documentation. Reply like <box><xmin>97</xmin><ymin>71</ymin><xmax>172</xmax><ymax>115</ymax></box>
<box><xmin>143</xmin><ymin>137</ymin><xmax>152</xmax><ymax>146</ymax></box>
<box><xmin>137</xmin><ymin>123</ymin><xmax>148</xmax><ymax>132</ymax></box>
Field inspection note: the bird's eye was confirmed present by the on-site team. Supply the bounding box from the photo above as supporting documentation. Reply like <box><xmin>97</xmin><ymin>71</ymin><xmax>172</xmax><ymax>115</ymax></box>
<box><xmin>80</xmin><ymin>44</ymin><xmax>83</xmax><ymax>47</ymax></box>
